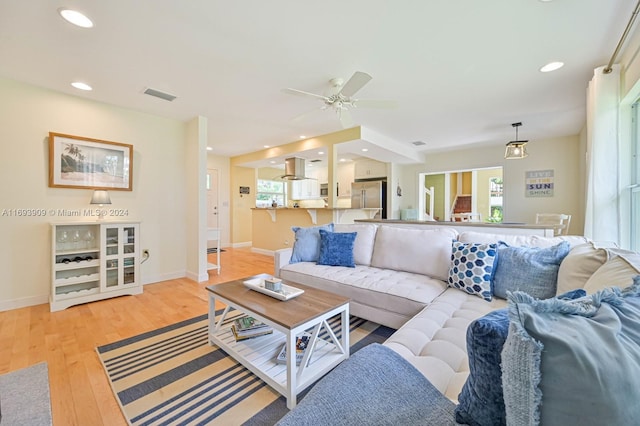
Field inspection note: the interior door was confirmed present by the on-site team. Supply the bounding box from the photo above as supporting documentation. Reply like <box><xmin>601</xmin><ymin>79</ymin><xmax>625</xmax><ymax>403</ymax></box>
<box><xmin>207</xmin><ymin>168</ymin><xmax>219</xmax><ymax>229</ymax></box>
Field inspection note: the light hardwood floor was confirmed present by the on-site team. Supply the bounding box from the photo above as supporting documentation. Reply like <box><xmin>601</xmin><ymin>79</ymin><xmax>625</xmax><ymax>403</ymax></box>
<box><xmin>0</xmin><ymin>247</ymin><xmax>274</xmax><ymax>425</ymax></box>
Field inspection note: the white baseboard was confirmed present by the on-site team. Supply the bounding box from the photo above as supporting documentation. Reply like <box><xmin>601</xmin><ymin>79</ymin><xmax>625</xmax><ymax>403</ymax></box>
<box><xmin>186</xmin><ymin>270</ymin><xmax>209</xmax><ymax>283</ymax></box>
<box><xmin>250</xmin><ymin>247</ymin><xmax>275</xmax><ymax>257</ymax></box>
<box><xmin>231</xmin><ymin>241</ymin><xmax>252</xmax><ymax>248</ymax></box>
<box><xmin>142</xmin><ymin>270</ymin><xmax>186</xmax><ymax>285</ymax></box>
<box><xmin>0</xmin><ymin>294</ymin><xmax>49</xmax><ymax>312</ymax></box>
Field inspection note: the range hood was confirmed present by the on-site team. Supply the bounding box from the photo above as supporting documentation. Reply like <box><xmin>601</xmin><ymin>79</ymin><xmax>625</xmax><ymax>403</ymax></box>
<box><xmin>281</xmin><ymin>157</ymin><xmax>308</xmax><ymax>180</ymax></box>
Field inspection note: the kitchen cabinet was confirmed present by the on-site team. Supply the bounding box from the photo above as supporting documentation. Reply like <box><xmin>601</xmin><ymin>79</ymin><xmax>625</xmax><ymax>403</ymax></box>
<box><xmin>50</xmin><ymin>221</ymin><xmax>141</xmax><ymax>311</ymax></box>
<box><xmin>291</xmin><ymin>179</ymin><xmax>320</xmax><ymax>200</ymax></box>
<box><xmin>354</xmin><ymin>159</ymin><xmax>387</xmax><ymax>179</ymax></box>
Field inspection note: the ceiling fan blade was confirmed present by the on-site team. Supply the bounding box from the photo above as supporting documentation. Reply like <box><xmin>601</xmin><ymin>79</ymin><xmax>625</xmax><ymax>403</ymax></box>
<box><xmin>338</xmin><ymin>109</ymin><xmax>354</xmax><ymax>128</ymax></box>
<box><xmin>282</xmin><ymin>88</ymin><xmax>328</xmax><ymax>101</ymax></box>
<box><xmin>339</xmin><ymin>71</ymin><xmax>372</xmax><ymax>97</ymax></box>
<box><xmin>353</xmin><ymin>99</ymin><xmax>397</xmax><ymax>109</ymax></box>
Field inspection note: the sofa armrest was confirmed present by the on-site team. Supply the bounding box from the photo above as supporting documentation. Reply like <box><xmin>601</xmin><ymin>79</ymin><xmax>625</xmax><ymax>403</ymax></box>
<box><xmin>274</xmin><ymin>248</ymin><xmax>293</xmax><ymax>278</ymax></box>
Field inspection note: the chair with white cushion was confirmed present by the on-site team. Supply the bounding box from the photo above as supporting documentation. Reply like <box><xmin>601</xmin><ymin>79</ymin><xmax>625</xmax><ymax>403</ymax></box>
<box><xmin>535</xmin><ymin>213</ymin><xmax>571</xmax><ymax>236</ymax></box>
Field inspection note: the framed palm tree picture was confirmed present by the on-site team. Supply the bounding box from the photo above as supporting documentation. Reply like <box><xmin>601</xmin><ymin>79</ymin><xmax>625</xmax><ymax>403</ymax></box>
<box><xmin>49</xmin><ymin>132</ymin><xmax>133</xmax><ymax>190</ymax></box>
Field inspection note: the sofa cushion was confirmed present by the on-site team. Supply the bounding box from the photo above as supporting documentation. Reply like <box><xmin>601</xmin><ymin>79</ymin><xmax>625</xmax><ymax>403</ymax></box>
<box><xmin>501</xmin><ymin>279</ymin><xmax>640</xmax><ymax>426</ymax></box>
<box><xmin>492</xmin><ymin>241</ymin><xmax>570</xmax><ymax>300</ymax></box>
<box><xmin>289</xmin><ymin>223</ymin><xmax>334</xmax><ymax>263</ymax></box>
<box><xmin>447</xmin><ymin>241</ymin><xmax>497</xmax><ymax>301</ymax></box>
<box><xmin>583</xmin><ymin>251</ymin><xmax>640</xmax><ymax>294</ymax></box>
<box><xmin>317</xmin><ymin>230</ymin><xmax>356</xmax><ymax>267</ymax></box>
<box><xmin>334</xmin><ymin>223</ymin><xmax>377</xmax><ymax>266</ymax></box>
<box><xmin>370</xmin><ymin>226</ymin><xmax>458</xmax><ymax>281</ymax></box>
<box><xmin>384</xmin><ymin>288</ymin><xmax>508</xmax><ymax>401</ymax></box>
<box><xmin>455</xmin><ymin>289</ymin><xmax>586</xmax><ymax>426</ymax></box>
<box><xmin>280</xmin><ymin>262</ymin><xmax>448</xmax><ymax>328</ymax></box>
<box><xmin>556</xmin><ymin>242</ymin><xmax>610</xmax><ymax>294</ymax></box>
<box><xmin>458</xmin><ymin>231</ymin><xmax>588</xmax><ymax>248</ymax></box>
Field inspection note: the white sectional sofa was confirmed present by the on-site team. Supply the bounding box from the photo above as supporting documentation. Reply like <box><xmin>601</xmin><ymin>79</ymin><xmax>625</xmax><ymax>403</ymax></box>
<box><xmin>274</xmin><ymin>223</ymin><xmax>640</xmax><ymax>405</ymax></box>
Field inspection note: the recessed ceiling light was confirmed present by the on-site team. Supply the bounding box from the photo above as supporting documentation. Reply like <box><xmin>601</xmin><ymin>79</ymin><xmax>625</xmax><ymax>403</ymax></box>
<box><xmin>58</xmin><ymin>8</ymin><xmax>94</xmax><ymax>28</ymax></box>
<box><xmin>361</xmin><ymin>148</ymin><xmax>369</xmax><ymax>152</ymax></box>
<box><xmin>540</xmin><ymin>61</ymin><xmax>564</xmax><ymax>73</ymax></box>
<box><xmin>318</xmin><ymin>151</ymin><xmax>324</xmax><ymax>155</ymax></box>
<box><xmin>339</xmin><ymin>158</ymin><xmax>346</xmax><ymax>162</ymax></box>
<box><xmin>206</xmin><ymin>147</ymin><xmax>213</xmax><ymax>151</ymax></box>
<box><xmin>270</xmin><ymin>160</ymin><xmax>276</xmax><ymax>164</ymax></box>
<box><xmin>264</xmin><ymin>145</ymin><xmax>270</xmax><ymax>148</ymax></box>
<box><xmin>71</xmin><ymin>82</ymin><xmax>92</xmax><ymax>91</ymax></box>
<box><xmin>299</xmin><ymin>135</ymin><xmax>306</xmax><ymax>139</ymax></box>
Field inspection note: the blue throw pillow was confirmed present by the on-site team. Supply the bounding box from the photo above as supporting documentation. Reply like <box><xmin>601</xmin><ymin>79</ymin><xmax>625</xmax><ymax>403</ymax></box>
<box><xmin>502</xmin><ymin>277</ymin><xmax>640</xmax><ymax>426</ymax></box>
<box><xmin>317</xmin><ymin>230</ymin><xmax>357</xmax><ymax>267</ymax></box>
<box><xmin>455</xmin><ymin>288</ymin><xmax>587</xmax><ymax>426</ymax></box>
<box><xmin>492</xmin><ymin>241</ymin><xmax>570</xmax><ymax>300</ymax></box>
<box><xmin>289</xmin><ymin>223</ymin><xmax>334</xmax><ymax>263</ymax></box>
<box><xmin>448</xmin><ymin>241</ymin><xmax>497</xmax><ymax>301</ymax></box>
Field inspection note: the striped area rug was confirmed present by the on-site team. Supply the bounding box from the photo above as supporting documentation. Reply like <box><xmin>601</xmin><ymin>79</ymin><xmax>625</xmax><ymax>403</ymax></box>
<box><xmin>96</xmin><ymin>310</ymin><xmax>394</xmax><ymax>425</ymax></box>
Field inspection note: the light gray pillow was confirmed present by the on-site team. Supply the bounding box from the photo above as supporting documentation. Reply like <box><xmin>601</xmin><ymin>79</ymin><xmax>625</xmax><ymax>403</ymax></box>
<box><xmin>370</xmin><ymin>226</ymin><xmax>457</xmax><ymax>280</ymax></box>
<box><xmin>334</xmin><ymin>223</ymin><xmax>377</xmax><ymax>266</ymax></box>
<box><xmin>501</xmin><ymin>276</ymin><xmax>640</xmax><ymax>426</ymax></box>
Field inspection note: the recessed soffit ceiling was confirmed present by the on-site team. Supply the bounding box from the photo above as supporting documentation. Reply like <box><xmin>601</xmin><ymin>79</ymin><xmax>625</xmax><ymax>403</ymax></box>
<box><xmin>0</xmin><ymin>1</ymin><xmax>635</xmax><ymax>162</ymax></box>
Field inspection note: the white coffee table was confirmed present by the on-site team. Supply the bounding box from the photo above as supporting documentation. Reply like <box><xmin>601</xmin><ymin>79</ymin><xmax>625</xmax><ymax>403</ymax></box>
<box><xmin>206</xmin><ymin>274</ymin><xmax>350</xmax><ymax>409</ymax></box>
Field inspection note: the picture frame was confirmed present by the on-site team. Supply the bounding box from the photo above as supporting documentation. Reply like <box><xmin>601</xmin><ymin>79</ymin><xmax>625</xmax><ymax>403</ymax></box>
<box><xmin>49</xmin><ymin>132</ymin><xmax>133</xmax><ymax>190</ymax></box>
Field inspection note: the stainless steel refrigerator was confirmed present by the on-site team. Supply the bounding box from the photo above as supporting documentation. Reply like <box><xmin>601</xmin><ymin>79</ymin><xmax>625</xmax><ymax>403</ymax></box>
<box><xmin>351</xmin><ymin>180</ymin><xmax>387</xmax><ymax>219</ymax></box>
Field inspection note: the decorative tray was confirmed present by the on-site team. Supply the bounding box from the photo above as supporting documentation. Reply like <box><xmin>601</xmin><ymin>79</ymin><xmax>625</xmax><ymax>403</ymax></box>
<box><xmin>243</xmin><ymin>277</ymin><xmax>304</xmax><ymax>301</ymax></box>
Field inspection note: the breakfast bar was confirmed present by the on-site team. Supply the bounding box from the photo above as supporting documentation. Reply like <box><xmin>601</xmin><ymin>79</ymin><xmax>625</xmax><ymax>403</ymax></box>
<box><xmin>354</xmin><ymin>219</ymin><xmax>557</xmax><ymax>237</ymax></box>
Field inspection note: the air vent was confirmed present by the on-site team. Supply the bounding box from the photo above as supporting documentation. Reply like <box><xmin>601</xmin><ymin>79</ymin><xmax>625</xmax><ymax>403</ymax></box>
<box><xmin>143</xmin><ymin>87</ymin><xmax>177</xmax><ymax>102</ymax></box>
<box><xmin>411</xmin><ymin>141</ymin><xmax>426</xmax><ymax>146</ymax></box>
<box><xmin>310</xmin><ymin>159</ymin><xmax>322</xmax><ymax>163</ymax></box>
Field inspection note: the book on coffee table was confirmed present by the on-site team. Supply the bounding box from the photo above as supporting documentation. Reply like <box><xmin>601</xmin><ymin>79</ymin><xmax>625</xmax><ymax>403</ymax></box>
<box><xmin>234</xmin><ymin>316</ymin><xmax>269</xmax><ymax>332</ymax></box>
<box><xmin>231</xmin><ymin>324</ymin><xmax>273</xmax><ymax>341</ymax></box>
<box><xmin>275</xmin><ymin>335</ymin><xmax>310</xmax><ymax>365</ymax></box>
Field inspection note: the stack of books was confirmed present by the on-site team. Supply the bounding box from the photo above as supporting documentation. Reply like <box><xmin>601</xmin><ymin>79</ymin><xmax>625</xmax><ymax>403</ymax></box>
<box><xmin>276</xmin><ymin>335</ymin><xmax>311</xmax><ymax>365</ymax></box>
<box><xmin>231</xmin><ymin>316</ymin><xmax>273</xmax><ymax>341</ymax></box>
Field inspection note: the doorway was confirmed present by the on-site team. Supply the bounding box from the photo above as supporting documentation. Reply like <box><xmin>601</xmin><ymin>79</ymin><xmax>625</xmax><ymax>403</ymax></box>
<box><xmin>418</xmin><ymin>167</ymin><xmax>503</xmax><ymax>222</ymax></box>
<box><xmin>207</xmin><ymin>169</ymin><xmax>219</xmax><ymax>248</ymax></box>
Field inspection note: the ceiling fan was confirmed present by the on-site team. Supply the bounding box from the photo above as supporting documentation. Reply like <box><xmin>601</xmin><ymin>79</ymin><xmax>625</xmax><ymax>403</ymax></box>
<box><xmin>283</xmin><ymin>71</ymin><xmax>396</xmax><ymax>128</ymax></box>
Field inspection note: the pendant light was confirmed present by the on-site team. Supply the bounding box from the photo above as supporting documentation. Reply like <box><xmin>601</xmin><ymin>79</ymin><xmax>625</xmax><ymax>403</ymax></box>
<box><xmin>504</xmin><ymin>122</ymin><xmax>528</xmax><ymax>159</ymax></box>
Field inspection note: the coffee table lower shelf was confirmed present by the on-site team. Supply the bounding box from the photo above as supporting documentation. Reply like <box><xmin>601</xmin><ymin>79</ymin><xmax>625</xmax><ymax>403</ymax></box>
<box><xmin>209</xmin><ymin>323</ymin><xmax>345</xmax><ymax>404</ymax></box>
<box><xmin>207</xmin><ymin>278</ymin><xmax>350</xmax><ymax>409</ymax></box>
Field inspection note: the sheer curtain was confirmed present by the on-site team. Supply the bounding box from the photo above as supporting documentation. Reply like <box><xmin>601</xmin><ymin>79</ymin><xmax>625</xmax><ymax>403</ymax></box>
<box><xmin>584</xmin><ymin>65</ymin><xmax>620</xmax><ymax>243</ymax></box>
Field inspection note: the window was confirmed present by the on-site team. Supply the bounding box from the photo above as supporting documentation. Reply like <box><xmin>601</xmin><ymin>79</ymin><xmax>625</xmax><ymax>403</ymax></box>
<box><xmin>631</xmin><ymin>103</ymin><xmax>640</xmax><ymax>250</ymax></box>
<box><xmin>488</xmin><ymin>177</ymin><xmax>503</xmax><ymax>223</ymax></box>
<box><xmin>256</xmin><ymin>179</ymin><xmax>286</xmax><ymax>208</ymax></box>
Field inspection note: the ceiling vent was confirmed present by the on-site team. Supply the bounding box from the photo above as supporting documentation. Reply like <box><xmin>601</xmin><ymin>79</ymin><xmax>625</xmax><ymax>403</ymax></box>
<box><xmin>310</xmin><ymin>159</ymin><xmax>322</xmax><ymax>163</ymax></box>
<box><xmin>143</xmin><ymin>87</ymin><xmax>177</xmax><ymax>102</ymax></box>
<box><xmin>411</xmin><ymin>141</ymin><xmax>426</xmax><ymax>146</ymax></box>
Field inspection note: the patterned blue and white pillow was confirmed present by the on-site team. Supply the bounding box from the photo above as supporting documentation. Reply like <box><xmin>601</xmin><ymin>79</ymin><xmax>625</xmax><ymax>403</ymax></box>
<box><xmin>448</xmin><ymin>241</ymin><xmax>497</xmax><ymax>301</ymax></box>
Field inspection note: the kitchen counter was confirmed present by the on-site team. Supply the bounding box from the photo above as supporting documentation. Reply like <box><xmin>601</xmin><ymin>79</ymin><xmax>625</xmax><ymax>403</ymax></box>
<box><xmin>252</xmin><ymin>207</ymin><xmax>380</xmax><ymax>224</ymax></box>
<box><xmin>251</xmin><ymin>207</ymin><xmax>382</xmax><ymax>252</ymax></box>
<box><xmin>355</xmin><ymin>219</ymin><xmax>556</xmax><ymax>237</ymax></box>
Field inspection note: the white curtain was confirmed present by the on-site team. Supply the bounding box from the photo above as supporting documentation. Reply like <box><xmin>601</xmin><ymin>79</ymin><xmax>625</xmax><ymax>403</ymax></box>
<box><xmin>584</xmin><ymin>65</ymin><xmax>620</xmax><ymax>243</ymax></box>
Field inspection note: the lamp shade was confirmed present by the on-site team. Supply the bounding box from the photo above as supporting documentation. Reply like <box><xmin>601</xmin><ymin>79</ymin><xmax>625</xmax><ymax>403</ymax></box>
<box><xmin>505</xmin><ymin>141</ymin><xmax>528</xmax><ymax>159</ymax></box>
<box><xmin>90</xmin><ymin>190</ymin><xmax>112</xmax><ymax>205</ymax></box>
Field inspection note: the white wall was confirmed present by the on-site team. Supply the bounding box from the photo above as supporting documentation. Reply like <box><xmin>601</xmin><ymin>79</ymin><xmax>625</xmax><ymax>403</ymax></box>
<box><xmin>0</xmin><ymin>77</ymin><xmax>189</xmax><ymax>310</ymax></box>
<box><xmin>399</xmin><ymin>135</ymin><xmax>583</xmax><ymax>234</ymax></box>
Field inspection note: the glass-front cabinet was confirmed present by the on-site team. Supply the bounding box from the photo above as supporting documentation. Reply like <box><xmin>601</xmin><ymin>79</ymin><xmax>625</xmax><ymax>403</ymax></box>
<box><xmin>50</xmin><ymin>221</ymin><xmax>141</xmax><ymax>311</ymax></box>
<box><xmin>102</xmin><ymin>224</ymin><xmax>139</xmax><ymax>291</ymax></box>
